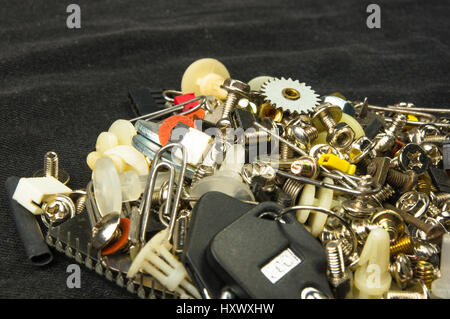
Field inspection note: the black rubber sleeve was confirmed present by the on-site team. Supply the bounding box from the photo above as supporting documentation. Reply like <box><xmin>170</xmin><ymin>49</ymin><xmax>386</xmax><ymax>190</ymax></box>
<box><xmin>5</xmin><ymin>176</ymin><xmax>53</xmax><ymax>266</ymax></box>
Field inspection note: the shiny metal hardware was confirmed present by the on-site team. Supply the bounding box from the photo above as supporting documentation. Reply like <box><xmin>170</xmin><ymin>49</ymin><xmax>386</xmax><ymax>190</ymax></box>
<box><xmin>33</xmin><ymin>151</ymin><xmax>70</xmax><ymax>185</ymax></box>
<box><xmin>217</xmin><ymin>78</ymin><xmax>251</xmax><ymax>127</ymax></box>
<box><xmin>138</xmin><ymin>142</ymin><xmax>188</xmax><ymax>248</ymax></box>
<box><xmin>311</xmin><ymin>103</ymin><xmax>355</xmax><ymax>150</ymax></box>
<box><xmin>130</xmin><ymin>95</ymin><xmax>206</xmax><ymax>122</ymax></box>
<box><xmin>276</xmin><ymin>170</ymin><xmax>382</xmax><ymax>196</ymax></box>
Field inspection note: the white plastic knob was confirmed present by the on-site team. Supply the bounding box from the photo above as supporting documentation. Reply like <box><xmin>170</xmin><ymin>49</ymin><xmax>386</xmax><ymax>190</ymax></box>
<box><xmin>181</xmin><ymin>58</ymin><xmax>230</xmax><ymax>100</ymax></box>
<box><xmin>354</xmin><ymin>227</ymin><xmax>392</xmax><ymax>299</ymax></box>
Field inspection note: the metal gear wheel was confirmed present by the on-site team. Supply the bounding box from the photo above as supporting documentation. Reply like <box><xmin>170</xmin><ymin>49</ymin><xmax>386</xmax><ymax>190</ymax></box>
<box><xmin>260</xmin><ymin>77</ymin><xmax>320</xmax><ymax>114</ymax></box>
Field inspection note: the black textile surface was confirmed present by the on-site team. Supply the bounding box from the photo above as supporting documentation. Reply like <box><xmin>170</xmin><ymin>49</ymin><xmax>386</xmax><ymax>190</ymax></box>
<box><xmin>1</xmin><ymin>0</ymin><xmax>449</xmax><ymax>298</ymax></box>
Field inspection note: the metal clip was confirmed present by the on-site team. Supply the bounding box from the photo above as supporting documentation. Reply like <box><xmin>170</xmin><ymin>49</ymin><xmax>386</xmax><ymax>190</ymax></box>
<box><xmin>139</xmin><ymin>142</ymin><xmax>188</xmax><ymax>247</ymax></box>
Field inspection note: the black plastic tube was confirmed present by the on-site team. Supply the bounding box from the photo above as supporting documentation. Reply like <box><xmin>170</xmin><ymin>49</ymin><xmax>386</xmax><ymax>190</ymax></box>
<box><xmin>5</xmin><ymin>176</ymin><xmax>53</xmax><ymax>266</ymax></box>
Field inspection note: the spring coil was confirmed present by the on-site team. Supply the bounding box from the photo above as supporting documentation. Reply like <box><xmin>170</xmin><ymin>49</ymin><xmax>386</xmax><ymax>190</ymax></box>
<box><xmin>282</xmin><ymin>178</ymin><xmax>304</xmax><ymax>203</ymax></box>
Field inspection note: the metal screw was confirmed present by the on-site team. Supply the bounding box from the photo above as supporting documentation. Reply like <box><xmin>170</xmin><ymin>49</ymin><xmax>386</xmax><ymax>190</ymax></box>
<box><xmin>434</xmin><ymin>192</ymin><xmax>450</xmax><ymax>206</ymax></box>
<box><xmin>311</xmin><ymin>103</ymin><xmax>355</xmax><ymax>150</ymax></box>
<box><xmin>284</xmin><ymin>117</ymin><xmax>319</xmax><ymax>152</ymax></box>
<box><xmin>389</xmin><ymin>253</ymin><xmax>414</xmax><ymax>289</ymax></box>
<box><xmin>191</xmin><ymin>165</ymin><xmax>214</xmax><ymax>186</ymax></box>
<box><xmin>422</xmin><ymin>135</ymin><xmax>449</xmax><ymax>144</ymax></box>
<box><xmin>33</xmin><ymin>151</ymin><xmax>70</xmax><ymax>185</ymax></box>
<box><xmin>417</xmin><ymin>173</ymin><xmax>438</xmax><ymax>196</ymax></box>
<box><xmin>397</xmin><ymin>190</ymin><xmax>441</xmax><ymax>219</ymax></box>
<box><xmin>408</xmin><ymin>124</ymin><xmax>441</xmax><ymax>144</ymax></box>
<box><xmin>218</xmin><ymin>78</ymin><xmax>250</xmax><ymax>127</ymax></box>
<box><xmin>373</xmin><ymin>114</ymin><xmax>407</xmax><ymax>153</ymax></box>
<box><xmin>390</xmin><ymin>236</ymin><xmax>415</xmax><ymax>256</ymax></box>
<box><xmin>385</xmin><ymin>169</ymin><xmax>417</xmax><ymax>193</ymax></box>
<box><xmin>342</xmin><ymin>176</ymin><xmax>378</xmax><ymax>219</ymax></box>
<box><xmin>290</xmin><ymin>156</ymin><xmax>319</xmax><ymax>179</ymax></box>
<box><xmin>371</xmin><ymin>209</ymin><xmax>406</xmax><ymax>244</ymax></box>
<box><xmin>420</xmin><ymin>143</ymin><xmax>442</xmax><ymax>166</ymax></box>
<box><xmin>390</xmin><ymin>143</ymin><xmax>430</xmax><ymax>175</ymax></box>
<box><xmin>370</xmin><ymin>184</ymin><xmax>395</xmax><ymax>206</ymax></box>
<box><xmin>41</xmin><ymin>194</ymin><xmax>76</xmax><ymax>227</ymax></box>
<box><xmin>414</xmin><ymin>261</ymin><xmax>434</xmax><ymax>289</ymax></box>
<box><xmin>325</xmin><ymin>240</ymin><xmax>350</xmax><ymax>299</ymax></box>
<box><xmin>386</xmin><ymin>204</ymin><xmax>446</xmax><ymax>244</ymax></box>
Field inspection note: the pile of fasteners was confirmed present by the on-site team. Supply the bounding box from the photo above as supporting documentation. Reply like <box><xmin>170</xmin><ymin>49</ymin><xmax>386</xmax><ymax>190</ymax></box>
<box><xmin>8</xmin><ymin>58</ymin><xmax>450</xmax><ymax>299</ymax></box>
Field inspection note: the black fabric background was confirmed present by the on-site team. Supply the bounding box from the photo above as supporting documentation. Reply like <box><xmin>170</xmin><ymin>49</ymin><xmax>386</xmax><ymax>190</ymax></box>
<box><xmin>0</xmin><ymin>0</ymin><xmax>449</xmax><ymax>298</ymax></box>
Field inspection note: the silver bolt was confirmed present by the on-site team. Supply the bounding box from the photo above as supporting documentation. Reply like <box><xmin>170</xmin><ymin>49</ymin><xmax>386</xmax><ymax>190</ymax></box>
<box><xmin>311</xmin><ymin>103</ymin><xmax>355</xmax><ymax>150</ymax></box>
<box><xmin>33</xmin><ymin>151</ymin><xmax>70</xmax><ymax>184</ymax></box>
<box><xmin>217</xmin><ymin>78</ymin><xmax>250</xmax><ymax>127</ymax></box>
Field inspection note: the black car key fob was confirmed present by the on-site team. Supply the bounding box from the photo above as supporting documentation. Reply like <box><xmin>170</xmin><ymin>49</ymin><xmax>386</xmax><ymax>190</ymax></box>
<box><xmin>182</xmin><ymin>192</ymin><xmax>254</xmax><ymax>299</ymax></box>
<box><xmin>207</xmin><ymin>201</ymin><xmax>333</xmax><ymax>299</ymax></box>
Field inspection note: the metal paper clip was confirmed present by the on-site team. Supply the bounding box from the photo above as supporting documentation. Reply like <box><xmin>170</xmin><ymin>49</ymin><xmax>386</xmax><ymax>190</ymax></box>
<box><xmin>139</xmin><ymin>142</ymin><xmax>188</xmax><ymax>247</ymax></box>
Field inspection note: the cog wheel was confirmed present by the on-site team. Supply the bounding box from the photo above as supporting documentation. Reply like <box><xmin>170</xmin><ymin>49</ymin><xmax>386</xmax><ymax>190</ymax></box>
<box><xmin>260</xmin><ymin>77</ymin><xmax>320</xmax><ymax>114</ymax></box>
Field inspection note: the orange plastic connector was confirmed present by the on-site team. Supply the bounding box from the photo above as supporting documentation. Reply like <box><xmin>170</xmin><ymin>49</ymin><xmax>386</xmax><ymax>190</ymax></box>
<box><xmin>158</xmin><ymin>115</ymin><xmax>195</xmax><ymax>146</ymax></box>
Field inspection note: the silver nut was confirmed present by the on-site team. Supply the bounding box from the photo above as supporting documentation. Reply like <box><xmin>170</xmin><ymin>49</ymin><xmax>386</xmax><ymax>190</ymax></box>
<box><xmin>326</xmin><ymin>122</ymin><xmax>355</xmax><ymax>150</ymax></box>
<box><xmin>221</xmin><ymin>78</ymin><xmax>250</xmax><ymax>96</ymax></box>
